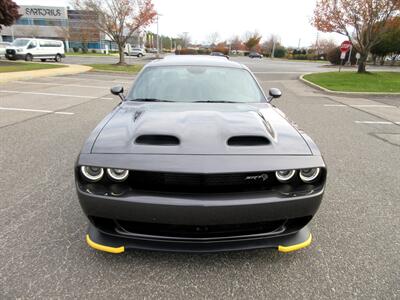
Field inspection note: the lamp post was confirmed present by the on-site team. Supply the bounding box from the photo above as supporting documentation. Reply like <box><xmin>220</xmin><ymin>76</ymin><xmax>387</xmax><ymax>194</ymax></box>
<box><xmin>156</xmin><ymin>14</ymin><xmax>163</xmax><ymax>58</ymax></box>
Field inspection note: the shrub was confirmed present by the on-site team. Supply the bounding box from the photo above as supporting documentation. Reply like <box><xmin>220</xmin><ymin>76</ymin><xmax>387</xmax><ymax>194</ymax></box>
<box><xmin>274</xmin><ymin>47</ymin><xmax>286</xmax><ymax>58</ymax></box>
<box><xmin>91</xmin><ymin>49</ymin><xmax>97</xmax><ymax>53</ymax></box>
<box><xmin>327</xmin><ymin>47</ymin><xmax>357</xmax><ymax>65</ymax></box>
<box><xmin>197</xmin><ymin>48</ymin><xmax>211</xmax><ymax>55</ymax></box>
<box><xmin>72</xmin><ymin>47</ymin><xmax>80</xmax><ymax>53</ymax></box>
<box><xmin>175</xmin><ymin>48</ymin><xmax>198</xmax><ymax>55</ymax></box>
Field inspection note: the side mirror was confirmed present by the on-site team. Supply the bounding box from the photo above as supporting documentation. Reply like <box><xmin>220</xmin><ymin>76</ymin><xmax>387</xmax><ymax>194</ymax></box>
<box><xmin>110</xmin><ymin>85</ymin><xmax>125</xmax><ymax>101</ymax></box>
<box><xmin>268</xmin><ymin>88</ymin><xmax>282</xmax><ymax>101</ymax></box>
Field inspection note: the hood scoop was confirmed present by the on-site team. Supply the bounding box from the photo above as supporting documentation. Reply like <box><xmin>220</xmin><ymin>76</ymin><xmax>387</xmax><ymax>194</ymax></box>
<box><xmin>227</xmin><ymin>135</ymin><xmax>270</xmax><ymax>146</ymax></box>
<box><xmin>92</xmin><ymin>103</ymin><xmax>312</xmax><ymax>155</ymax></box>
<box><xmin>135</xmin><ymin>135</ymin><xmax>180</xmax><ymax>146</ymax></box>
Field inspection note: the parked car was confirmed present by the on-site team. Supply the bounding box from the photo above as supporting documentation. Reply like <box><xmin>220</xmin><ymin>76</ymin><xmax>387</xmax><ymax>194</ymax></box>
<box><xmin>5</xmin><ymin>38</ymin><xmax>65</xmax><ymax>62</ymax></box>
<box><xmin>124</xmin><ymin>44</ymin><xmax>146</xmax><ymax>57</ymax></box>
<box><xmin>210</xmin><ymin>51</ymin><xmax>229</xmax><ymax>59</ymax></box>
<box><xmin>0</xmin><ymin>41</ymin><xmax>11</xmax><ymax>58</ymax></box>
<box><xmin>249</xmin><ymin>52</ymin><xmax>263</xmax><ymax>58</ymax></box>
<box><xmin>76</xmin><ymin>55</ymin><xmax>326</xmax><ymax>254</ymax></box>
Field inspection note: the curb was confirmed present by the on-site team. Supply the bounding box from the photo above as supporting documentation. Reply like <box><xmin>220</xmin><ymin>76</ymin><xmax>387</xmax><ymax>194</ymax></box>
<box><xmin>299</xmin><ymin>73</ymin><xmax>400</xmax><ymax>96</ymax></box>
<box><xmin>0</xmin><ymin>64</ymin><xmax>92</xmax><ymax>83</ymax></box>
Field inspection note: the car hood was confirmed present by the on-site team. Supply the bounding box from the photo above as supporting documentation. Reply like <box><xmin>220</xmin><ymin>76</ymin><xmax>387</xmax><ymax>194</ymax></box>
<box><xmin>91</xmin><ymin>102</ymin><xmax>311</xmax><ymax>155</ymax></box>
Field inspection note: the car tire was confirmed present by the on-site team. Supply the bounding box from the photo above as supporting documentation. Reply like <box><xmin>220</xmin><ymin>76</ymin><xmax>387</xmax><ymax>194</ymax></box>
<box><xmin>124</xmin><ymin>52</ymin><xmax>129</xmax><ymax>56</ymax></box>
<box><xmin>25</xmin><ymin>54</ymin><xmax>33</xmax><ymax>61</ymax></box>
<box><xmin>138</xmin><ymin>53</ymin><xmax>143</xmax><ymax>57</ymax></box>
<box><xmin>40</xmin><ymin>59</ymin><xmax>47</xmax><ymax>62</ymax></box>
<box><xmin>55</xmin><ymin>54</ymin><xmax>62</xmax><ymax>62</ymax></box>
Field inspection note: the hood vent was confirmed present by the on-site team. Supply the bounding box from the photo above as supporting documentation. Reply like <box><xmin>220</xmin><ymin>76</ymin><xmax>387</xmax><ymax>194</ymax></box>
<box><xmin>227</xmin><ymin>136</ymin><xmax>270</xmax><ymax>146</ymax></box>
<box><xmin>135</xmin><ymin>135</ymin><xmax>180</xmax><ymax>146</ymax></box>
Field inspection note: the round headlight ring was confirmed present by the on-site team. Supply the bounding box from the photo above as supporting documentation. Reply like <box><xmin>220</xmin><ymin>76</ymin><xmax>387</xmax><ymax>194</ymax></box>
<box><xmin>299</xmin><ymin>168</ymin><xmax>321</xmax><ymax>183</ymax></box>
<box><xmin>106</xmin><ymin>168</ymin><xmax>129</xmax><ymax>182</ymax></box>
<box><xmin>275</xmin><ymin>169</ymin><xmax>296</xmax><ymax>182</ymax></box>
<box><xmin>80</xmin><ymin>166</ymin><xmax>104</xmax><ymax>182</ymax></box>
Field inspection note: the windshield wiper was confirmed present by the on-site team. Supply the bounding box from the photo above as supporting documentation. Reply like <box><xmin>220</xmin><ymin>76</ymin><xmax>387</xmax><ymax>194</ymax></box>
<box><xmin>130</xmin><ymin>98</ymin><xmax>175</xmax><ymax>102</ymax></box>
<box><xmin>193</xmin><ymin>100</ymin><xmax>237</xmax><ymax>103</ymax></box>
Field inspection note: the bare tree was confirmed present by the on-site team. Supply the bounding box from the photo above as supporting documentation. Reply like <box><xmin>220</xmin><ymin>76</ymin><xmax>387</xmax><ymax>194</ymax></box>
<box><xmin>207</xmin><ymin>32</ymin><xmax>220</xmax><ymax>46</ymax></box>
<box><xmin>312</xmin><ymin>0</ymin><xmax>400</xmax><ymax>73</ymax></box>
<box><xmin>177</xmin><ymin>32</ymin><xmax>191</xmax><ymax>48</ymax></box>
<box><xmin>73</xmin><ymin>0</ymin><xmax>157</xmax><ymax>65</ymax></box>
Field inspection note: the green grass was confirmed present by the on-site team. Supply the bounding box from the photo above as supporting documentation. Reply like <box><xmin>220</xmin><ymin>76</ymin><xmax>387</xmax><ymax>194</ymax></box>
<box><xmin>86</xmin><ymin>64</ymin><xmax>143</xmax><ymax>73</ymax></box>
<box><xmin>303</xmin><ymin>71</ymin><xmax>400</xmax><ymax>93</ymax></box>
<box><xmin>0</xmin><ymin>61</ymin><xmax>66</xmax><ymax>73</ymax></box>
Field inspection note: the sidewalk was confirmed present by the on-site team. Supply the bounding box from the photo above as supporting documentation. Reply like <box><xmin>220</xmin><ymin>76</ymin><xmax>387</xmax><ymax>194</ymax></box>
<box><xmin>0</xmin><ymin>64</ymin><xmax>92</xmax><ymax>83</ymax></box>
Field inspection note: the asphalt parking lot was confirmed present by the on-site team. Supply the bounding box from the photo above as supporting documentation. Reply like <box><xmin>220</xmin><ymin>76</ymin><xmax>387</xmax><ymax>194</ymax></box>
<box><xmin>1</xmin><ymin>58</ymin><xmax>399</xmax><ymax>299</ymax></box>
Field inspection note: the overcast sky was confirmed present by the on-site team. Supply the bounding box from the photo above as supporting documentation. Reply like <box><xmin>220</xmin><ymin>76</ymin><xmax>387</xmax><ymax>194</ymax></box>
<box><xmin>16</xmin><ymin>0</ymin><xmax>343</xmax><ymax>47</ymax></box>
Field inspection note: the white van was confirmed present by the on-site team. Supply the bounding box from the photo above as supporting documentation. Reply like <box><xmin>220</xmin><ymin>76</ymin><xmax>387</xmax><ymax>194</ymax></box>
<box><xmin>5</xmin><ymin>38</ymin><xmax>65</xmax><ymax>62</ymax></box>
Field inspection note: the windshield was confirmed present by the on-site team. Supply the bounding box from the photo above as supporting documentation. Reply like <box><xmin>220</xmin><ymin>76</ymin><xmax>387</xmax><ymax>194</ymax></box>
<box><xmin>128</xmin><ymin>66</ymin><xmax>265</xmax><ymax>103</ymax></box>
<box><xmin>11</xmin><ymin>39</ymin><xmax>30</xmax><ymax>47</ymax></box>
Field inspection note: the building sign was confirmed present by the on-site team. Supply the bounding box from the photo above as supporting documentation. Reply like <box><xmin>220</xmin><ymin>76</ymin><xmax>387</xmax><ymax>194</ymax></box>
<box><xmin>19</xmin><ymin>5</ymin><xmax>67</xmax><ymax>20</ymax></box>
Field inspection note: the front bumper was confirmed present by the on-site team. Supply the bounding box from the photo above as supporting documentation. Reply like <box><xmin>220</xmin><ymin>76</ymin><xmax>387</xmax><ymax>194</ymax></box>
<box><xmin>86</xmin><ymin>223</ymin><xmax>313</xmax><ymax>253</ymax></box>
<box><xmin>5</xmin><ymin>53</ymin><xmax>25</xmax><ymax>60</ymax></box>
<box><xmin>77</xmin><ymin>187</ymin><xmax>323</xmax><ymax>253</ymax></box>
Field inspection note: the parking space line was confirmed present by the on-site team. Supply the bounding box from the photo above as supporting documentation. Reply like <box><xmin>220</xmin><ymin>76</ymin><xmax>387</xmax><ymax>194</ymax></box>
<box><xmin>12</xmin><ymin>81</ymin><xmax>107</xmax><ymax>89</ymax></box>
<box><xmin>325</xmin><ymin>104</ymin><xmax>396</xmax><ymax>108</ymax></box>
<box><xmin>0</xmin><ymin>90</ymin><xmax>113</xmax><ymax>100</ymax></box>
<box><xmin>253</xmin><ymin>71</ymin><xmax>301</xmax><ymax>74</ymax></box>
<box><xmin>0</xmin><ymin>107</ymin><xmax>74</xmax><ymax>115</ymax></box>
<box><xmin>354</xmin><ymin>121</ymin><xmax>397</xmax><ymax>125</ymax></box>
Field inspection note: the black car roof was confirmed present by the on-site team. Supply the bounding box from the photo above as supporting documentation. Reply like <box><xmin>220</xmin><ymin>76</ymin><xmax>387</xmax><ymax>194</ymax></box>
<box><xmin>146</xmin><ymin>55</ymin><xmax>245</xmax><ymax>69</ymax></box>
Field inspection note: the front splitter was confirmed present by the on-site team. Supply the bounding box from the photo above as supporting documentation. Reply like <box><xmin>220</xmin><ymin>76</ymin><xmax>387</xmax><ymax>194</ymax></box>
<box><xmin>85</xmin><ymin>224</ymin><xmax>312</xmax><ymax>254</ymax></box>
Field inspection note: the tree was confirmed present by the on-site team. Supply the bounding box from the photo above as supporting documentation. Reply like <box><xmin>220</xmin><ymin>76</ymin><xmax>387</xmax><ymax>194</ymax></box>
<box><xmin>229</xmin><ymin>36</ymin><xmax>245</xmax><ymax>51</ymax></box>
<box><xmin>371</xmin><ymin>17</ymin><xmax>400</xmax><ymax>64</ymax></box>
<box><xmin>207</xmin><ymin>32</ymin><xmax>220</xmax><ymax>46</ymax></box>
<box><xmin>312</xmin><ymin>0</ymin><xmax>400</xmax><ymax>73</ymax></box>
<box><xmin>56</xmin><ymin>11</ymin><xmax>100</xmax><ymax>53</ymax></box>
<box><xmin>261</xmin><ymin>34</ymin><xmax>281</xmax><ymax>56</ymax></box>
<box><xmin>74</xmin><ymin>0</ymin><xmax>156</xmax><ymax>65</ymax></box>
<box><xmin>244</xmin><ymin>32</ymin><xmax>262</xmax><ymax>51</ymax></box>
<box><xmin>177</xmin><ymin>32</ymin><xmax>191</xmax><ymax>48</ymax></box>
<box><xmin>311</xmin><ymin>38</ymin><xmax>337</xmax><ymax>57</ymax></box>
<box><xmin>0</xmin><ymin>0</ymin><xmax>21</xmax><ymax>29</ymax></box>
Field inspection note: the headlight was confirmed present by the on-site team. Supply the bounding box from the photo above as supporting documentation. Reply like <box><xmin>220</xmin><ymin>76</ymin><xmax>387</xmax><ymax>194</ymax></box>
<box><xmin>106</xmin><ymin>168</ymin><xmax>129</xmax><ymax>181</ymax></box>
<box><xmin>17</xmin><ymin>48</ymin><xmax>23</xmax><ymax>52</ymax></box>
<box><xmin>80</xmin><ymin>166</ymin><xmax>104</xmax><ymax>182</ymax></box>
<box><xmin>299</xmin><ymin>168</ymin><xmax>321</xmax><ymax>183</ymax></box>
<box><xmin>275</xmin><ymin>170</ymin><xmax>296</xmax><ymax>182</ymax></box>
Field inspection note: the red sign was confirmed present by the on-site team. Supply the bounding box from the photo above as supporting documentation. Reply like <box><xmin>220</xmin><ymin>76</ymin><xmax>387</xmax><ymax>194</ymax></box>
<box><xmin>340</xmin><ymin>41</ymin><xmax>352</xmax><ymax>52</ymax></box>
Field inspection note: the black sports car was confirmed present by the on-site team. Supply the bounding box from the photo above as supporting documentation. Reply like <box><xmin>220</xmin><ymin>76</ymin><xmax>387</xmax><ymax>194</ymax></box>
<box><xmin>76</xmin><ymin>55</ymin><xmax>326</xmax><ymax>253</ymax></box>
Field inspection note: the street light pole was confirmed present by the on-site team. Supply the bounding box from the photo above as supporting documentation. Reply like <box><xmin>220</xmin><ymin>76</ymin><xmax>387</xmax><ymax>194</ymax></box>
<box><xmin>271</xmin><ymin>39</ymin><xmax>276</xmax><ymax>58</ymax></box>
<box><xmin>156</xmin><ymin>14</ymin><xmax>159</xmax><ymax>58</ymax></box>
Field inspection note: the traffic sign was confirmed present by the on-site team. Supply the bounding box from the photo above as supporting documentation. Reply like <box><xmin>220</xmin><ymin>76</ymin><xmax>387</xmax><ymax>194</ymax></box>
<box><xmin>340</xmin><ymin>52</ymin><xmax>346</xmax><ymax>59</ymax></box>
<box><xmin>340</xmin><ymin>41</ymin><xmax>352</xmax><ymax>53</ymax></box>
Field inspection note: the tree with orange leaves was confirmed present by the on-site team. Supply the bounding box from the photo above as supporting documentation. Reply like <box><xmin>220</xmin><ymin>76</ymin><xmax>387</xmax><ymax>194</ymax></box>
<box><xmin>74</xmin><ymin>0</ymin><xmax>157</xmax><ymax>65</ymax></box>
<box><xmin>312</xmin><ymin>0</ymin><xmax>400</xmax><ymax>73</ymax></box>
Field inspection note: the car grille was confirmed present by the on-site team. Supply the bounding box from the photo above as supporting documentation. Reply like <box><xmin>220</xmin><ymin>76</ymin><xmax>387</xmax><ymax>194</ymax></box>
<box><xmin>6</xmin><ymin>49</ymin><xmax>15</xmax><ymax>55</ymax></box>
<box><xmin>115</xmin><ymin>219</ymin><xmax>285</xmax><ymax>238</ymax></box>
<box><xmin>127</xmin><ymin>170</ymin><xmax>278</xmax><ymax>193</ymax></box>
<box><xmin>89</xmin><ymin>216</ymin><xmax>312</xmax><ymax>240</ymax></box>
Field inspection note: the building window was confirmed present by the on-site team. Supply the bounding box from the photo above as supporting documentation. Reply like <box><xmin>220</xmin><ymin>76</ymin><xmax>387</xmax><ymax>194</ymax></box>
<box><xmin>16</xmin><ymin>18</ymin><xmax>67</xmax><ymax>27</ymax></box>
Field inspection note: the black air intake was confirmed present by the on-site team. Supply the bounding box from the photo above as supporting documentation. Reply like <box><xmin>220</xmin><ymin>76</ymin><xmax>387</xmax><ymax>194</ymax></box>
<box><xmin>227</xmin><ymin>136</ymin><xmax>270</xmax><ymax>146</ymax></box>
<box><xmin>135</xmin><ymin>135</ymin><xmax>180</xmax><ymax>145</ymax></box>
